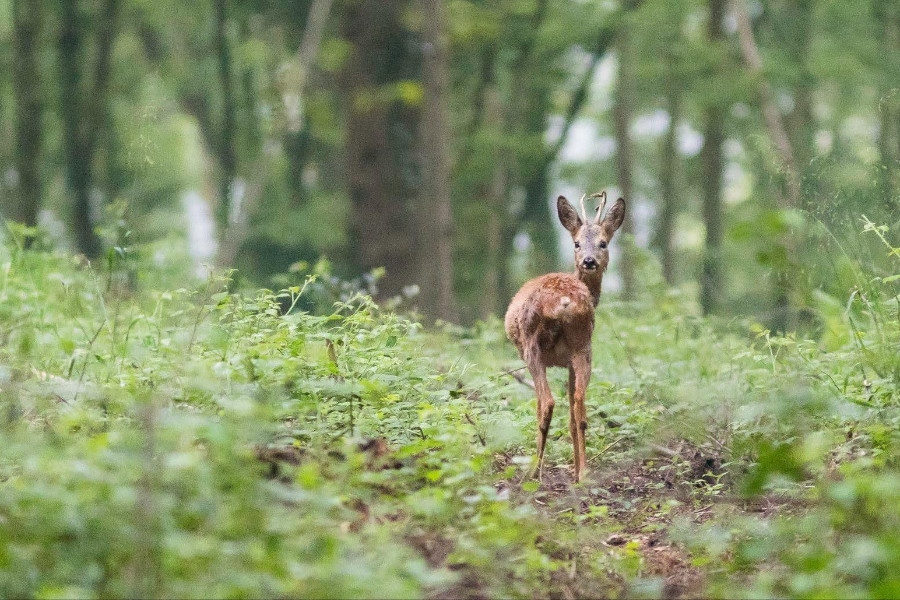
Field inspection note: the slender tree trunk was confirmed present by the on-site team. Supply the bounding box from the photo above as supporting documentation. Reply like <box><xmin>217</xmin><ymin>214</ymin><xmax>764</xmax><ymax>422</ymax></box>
<box><xmin>59</xmin><ymin>0</ymin><xmax>96</xmax><ymax>256</ymax></box>
<box><xmin>613</xmin><ymin>22</ymin><xmax>636</xmax><ymax>300</ymax></box>
<box><xmin>789</xmin><ymin>0</ymin><xmax>815</xmax><ymax>187</ymax></box>
<box><xmin>11</xmin><ymin>0</ymin><xmax>43</xmax><ymax>232</ymax></box>
<box><xmin>283</xmin><ymin>0</ymin><xmax>333</xmax><ymax>209</ymax></box>
<box><xmin>420</xmin><ymin>0</ymin><xmax>456</xmax><ymax>322</ymax></box>
<box><xmin>658</xmin><ymin>85</ymin><xmax>680</xmax><ymax>286</ymax></box>
<box><xmin>83</xmin><ymin>0</ymin><xmax>119</xmax><ymax>167</ymax></box>
<box><xmin>214</xmin><ymin>0</ymin><xmax>238</xmax><ymax>238</ymax></box>
<box><xmin>341</xmin><ymin>0</ymin><xmax>421</xmax><ymax>300</ymax></box>
<box><xmin>880</xmin><ymin>0</ymin><xmax>900</xmax><ymax>210</ymax></box>
<box><xmin>700</xmin><ymin>0</ymin><xmax>726</xmax><ymax>315</ymax></box>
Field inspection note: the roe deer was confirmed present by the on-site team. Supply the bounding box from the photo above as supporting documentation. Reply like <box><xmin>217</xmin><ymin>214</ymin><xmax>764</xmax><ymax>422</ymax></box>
<box><xmin>504</xmin><ymin>192</ymin><xmax>626</xmax><ymax>483</ymax></box>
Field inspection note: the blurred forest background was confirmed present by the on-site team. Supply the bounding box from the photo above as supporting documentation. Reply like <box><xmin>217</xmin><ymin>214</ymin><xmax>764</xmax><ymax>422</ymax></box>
<box><xmin>3</xmin><ymin>0</ymin><xmax>898</xmax><ymax>326</ymax></box>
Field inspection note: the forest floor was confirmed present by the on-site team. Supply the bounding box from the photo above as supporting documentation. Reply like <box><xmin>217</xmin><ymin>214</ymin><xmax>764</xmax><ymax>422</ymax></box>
<box><xmin>3</xmin><ymin>245</ymin><xmax>899</xmax><ymax>598</ymax></box>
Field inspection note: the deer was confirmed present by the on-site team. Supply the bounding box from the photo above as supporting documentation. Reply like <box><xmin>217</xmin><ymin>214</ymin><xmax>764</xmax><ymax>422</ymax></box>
<box><xmin>504</xmin><ymin>191</ymin><xmax>626</xmax><ymax>483</ymax></box>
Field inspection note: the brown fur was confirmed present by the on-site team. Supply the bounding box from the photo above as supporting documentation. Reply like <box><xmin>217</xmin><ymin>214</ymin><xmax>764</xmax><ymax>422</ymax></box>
<box><xmin>504</xmin><ymin>194</ymin><xmax>626</xmax><ymax>483</ymax></box>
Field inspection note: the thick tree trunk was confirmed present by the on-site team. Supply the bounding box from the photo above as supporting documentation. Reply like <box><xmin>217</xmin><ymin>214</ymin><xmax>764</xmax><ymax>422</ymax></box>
<box><xmin>58</xmin><ymin>0</ymin><xmax>119</xmax><ymax>257</ymax></box>
<box><xmin>420</xmin><ymin>0</ymin><xmax>456</xmax><ymax>322</ymax></box>
<box><xmin>214</xmin><ymin>0</ymin><xmax>238</xmax><ymax>238</ymax></box>
<box><xmin>11</xmin><ymin>0</ymin><xmax>43</xmax><ymax>231</ymax></box>
<box><xmin>341</xmin><ymin>0</ymin><xmax>421</xmax><ymax>300</ymax></box>
<box><xmin>700</xmin><ymin>0</ymin><xmax>726</xmax><ymax>316</ymax></box>
<box><xmin>658</xmin><ymin>86</ymin><xmax>680</xmax><ymax>286</ymax></box>
<box><xmin>59</xmin><ymin>0</ymin><xmax>96</xmax><ymax>256</ymax></box>
<box><xmin>613</xmin><ymin>23</ymin><xmax>636</xmax><ymax>300</ymax></box>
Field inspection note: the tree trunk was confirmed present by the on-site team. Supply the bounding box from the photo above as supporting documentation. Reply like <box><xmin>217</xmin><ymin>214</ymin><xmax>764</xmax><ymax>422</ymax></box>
<box><xmin>341</xmin><ymin>0</ymin><xmax>421</xmax><ymax>300</ymax></box>
<box><xmin>880</xmin><ymin>0</ymin><xmax>900</xmax><ymax>210</ymax></box>
<box><xmin>420</xmin><ymin>0</ymin><xmax>456</xmax><ymax>322</ymax></box>
<box><xmin>59</xmin><ymin>0</ymin><xmax>96</xmax><ymax>256</ymax></box>
<box><xmin>214</xmin><ymin>0</ymin><xmax>238</xmax><ymax>238</ymax></box>
<box><xmin>284</xmin><ymin>0</ymin><xmax>334</xmax><ymax>209</ymax></box>
<box><xmin>58</xmin><ymin>0</ymin><xmax>120</xmax><ymax>257</ymax></box>
<box><xmin>700</xmin><ymin>0</ymin><xmax>726</xmax><ymax>315</ymax></box>
<box><xmin>788</xmin><ymin>0</ymin><xmax>814</xmax><ymax>188</ymax></box>
<box><xmin>613</xmin><ymin>22</ymin><xmax>636</xmax><ymax>300</ymax></box>
<box><xmin>658</xmin><ymin>85</ymin><xmax>680</xmax><ymax>286</ymax></box>
<box><xmin>11</xmin><ymin>0</ymin><xmax>43</xmax><ymax>232</ymax></box>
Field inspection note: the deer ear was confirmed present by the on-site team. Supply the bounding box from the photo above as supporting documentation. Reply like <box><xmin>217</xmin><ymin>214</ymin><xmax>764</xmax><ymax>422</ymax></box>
<box><xmin>557</xmin><ymin>196</ymin><xmax>582</xmax><ymax>237</ymax></box>
<box><xmin>602</xmin><ymin>198</ymin><xmax>626</xmax><ymax>237</ymax></box>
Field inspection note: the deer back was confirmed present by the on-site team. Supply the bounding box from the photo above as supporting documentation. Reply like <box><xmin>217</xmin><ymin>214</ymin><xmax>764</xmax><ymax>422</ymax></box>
<box><xmin>504</xmin><ymin>273</ymin><xmax>595</xmax><ymax>364</ymax></box>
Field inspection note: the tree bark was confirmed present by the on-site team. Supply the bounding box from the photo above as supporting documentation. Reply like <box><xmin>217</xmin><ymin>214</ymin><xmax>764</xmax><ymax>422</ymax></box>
<box><xmin>419</xmin><ymin>0</ymin><xmax>456</xmax><ymax>321</ymax></box>
<box><xmin>214</xmin><ymin>0</ymin><xmax>238</xmax><ymax>238</ymax></box>
<box><xmin>11</xmin><ymin>0</ymin><xmax>43</xmax><ymax>232</ymax></box>
<box><xmin>341</xmin><ymin>0</ymin><xmax>421</xmax><ymax>300</ymax></box>
<box><xmin>700</xmin><ymin>0</ymin><xmax>726</xmax><ymax>315</ymax></box>
<box><xmin>613</xmin><ymin>21</ymin><xmax>636</xmax><ymax>300</ymax></box>
<box><xmin>658</xmin><ymin>85</ymin><xmax>680</xmax><ymax>286</ymax></box>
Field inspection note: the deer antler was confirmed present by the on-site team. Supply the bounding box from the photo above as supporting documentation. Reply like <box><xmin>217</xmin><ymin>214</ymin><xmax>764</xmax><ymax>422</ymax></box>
<box><xmin>591</xmin><ymin>191</ymin><xmax>608</xmax><ymax>223</ymax></box>
<box><xmin>578</xmin><ymin>194</ymin><xmax>588</xmax><ymax>222</ymax></box>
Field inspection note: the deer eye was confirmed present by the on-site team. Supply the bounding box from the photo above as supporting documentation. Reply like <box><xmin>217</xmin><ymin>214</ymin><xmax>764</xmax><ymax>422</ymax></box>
<box><xmin>599</xmin><ymin>241</ymin><xmax>608</xmax><ymax>249</ymax></box>
<box><xmin>574</xmin><ymin>242</ymin><xmax>581</xmax><ymax>249</ymax></box>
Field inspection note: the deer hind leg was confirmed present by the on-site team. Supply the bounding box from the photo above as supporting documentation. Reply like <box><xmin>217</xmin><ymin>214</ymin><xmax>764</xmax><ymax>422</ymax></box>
<box><xmin>571</xmin><ymin>352</ymin><xmax>591</xmax><ymax>483</ymax></box>
<box><xmin>567</xmin><ymin>366</ymin><xmax>581</xmax><ymax>476</ymax></box>
<box><xmin>526</xmin><ymin>355</ymin><xmax>555</xmax><ymax>481</ymax></box>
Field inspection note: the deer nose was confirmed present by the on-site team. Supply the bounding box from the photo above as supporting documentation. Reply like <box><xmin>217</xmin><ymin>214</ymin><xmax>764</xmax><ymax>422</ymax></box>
<box><xmin>582</xmin><ymin>256</ymin><xmax>598</xmax><ymax>270</ymax></box>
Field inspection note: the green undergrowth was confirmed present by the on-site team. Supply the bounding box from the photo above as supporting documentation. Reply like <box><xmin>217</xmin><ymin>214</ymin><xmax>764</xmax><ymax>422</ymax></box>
<box><xmin>2</xmin><ymin>225</ymin><xmax>900</xmax><ymax>598</ymax></box>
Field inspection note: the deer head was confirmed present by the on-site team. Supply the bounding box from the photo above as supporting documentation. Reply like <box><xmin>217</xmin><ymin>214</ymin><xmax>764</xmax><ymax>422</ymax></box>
<box><xmin>557</xmin><ymin>192</ymin><xmax>626</xmax><ymax>277</ymax></box>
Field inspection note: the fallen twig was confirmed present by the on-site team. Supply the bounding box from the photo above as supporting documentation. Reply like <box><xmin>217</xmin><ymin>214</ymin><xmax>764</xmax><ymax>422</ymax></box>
<box><xmin>588</xmin><ymin>437</ymin><xmax>625</xmax><ymax>465</ymax></box>
<box><xmin>508</xmin><ymin>369</ymin><xmax>535</xmax><ymax>390</ymax></box>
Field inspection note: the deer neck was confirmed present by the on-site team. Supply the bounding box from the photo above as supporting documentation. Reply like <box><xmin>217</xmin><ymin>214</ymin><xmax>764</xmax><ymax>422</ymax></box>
<box><xmin>577</xmin><ymin>269</ymin><xmax>603</xmax><ymax>307</ymax></box>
